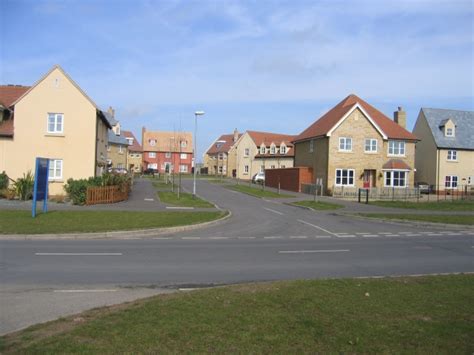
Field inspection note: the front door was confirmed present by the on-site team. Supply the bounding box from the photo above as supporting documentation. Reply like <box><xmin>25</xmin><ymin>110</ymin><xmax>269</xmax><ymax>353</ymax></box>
<box><xmin>363</xmin><ymin>170</ymin><xmax>375</xmax><ymax>188</ymax></box>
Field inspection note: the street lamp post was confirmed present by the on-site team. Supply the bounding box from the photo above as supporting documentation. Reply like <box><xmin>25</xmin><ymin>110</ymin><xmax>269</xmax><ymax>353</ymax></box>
<box><xmin>193</xmin><ymin>111</ymin><xmax>205</xmax><ymax>198</ymax></box>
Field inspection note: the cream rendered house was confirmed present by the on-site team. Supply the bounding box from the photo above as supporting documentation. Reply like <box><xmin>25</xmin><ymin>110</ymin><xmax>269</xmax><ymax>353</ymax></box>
<box><xmin>413</xmin><ymin>108</ymin><xmax>474</xmax><ymax>191</ymax></box>
<box><xmin>203</xmin><ymin>129</ymin><xmax>240</xmax><ymax>177</ymax></box>
<box><xmin>0</xmin><ymin>65</ymin><xmax>112</xmax><ymax>195</ymax></box>
<box><xmin>229</xmin><ymin>130</ymin><xmax>296</xmax><ymax>180</ymax></box>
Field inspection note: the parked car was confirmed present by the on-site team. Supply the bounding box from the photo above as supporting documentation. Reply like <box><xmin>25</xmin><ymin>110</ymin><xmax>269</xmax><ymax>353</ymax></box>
<box><xmin>252</xmin><ymin>172</ymin><xmax>265</xmax><ymax>184</ymax></box>
<box><xmin>112</xmin><ymin>168</ymin><xmax>128</xmax><ymax>175</ymax></box>
<box><xmin>415</xmin><ymin>182</ymin><xmax>431</xmax><ymax>194</ymax></box>
<box><xmin>143</xmin><ymin>168</ymin><xmax>158</xmax><ymax>176</ymax></box>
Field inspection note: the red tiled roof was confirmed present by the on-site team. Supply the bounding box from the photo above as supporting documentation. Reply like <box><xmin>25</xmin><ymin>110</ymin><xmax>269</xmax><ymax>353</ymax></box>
<box><xmin>293</xmin><ymin>94</ymin><xmax>418</xmax><ymax>142</ymax></box>
<box><xmin>247</xmin><ymin>131</ymin><xmax>296</xmax><ymax>147</ymax></box>
<box><xmin>206</xmin><ymin>133</ymin><xmax>241</xmax><ymax>154</ymax></box>
<box><xmin>0</xmin><ymin>85</ymin><xmax>30</xmax><ymax>107</ymax></box>
<box><xmin>122</xmin><ymin>130</ymin><xmax>143</xmax><ymax>152</ymax></box>
<box><xmin>382</xmin><ymin>159</ymin><xmax>411</xmax><ymax>170</ymax></box>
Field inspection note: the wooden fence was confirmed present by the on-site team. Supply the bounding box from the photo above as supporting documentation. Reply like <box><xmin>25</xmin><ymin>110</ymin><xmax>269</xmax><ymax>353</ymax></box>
<box><xmin>86</xmin><ymin>185</ymin><xmax>129</xmax><ymax>205</ymax></box>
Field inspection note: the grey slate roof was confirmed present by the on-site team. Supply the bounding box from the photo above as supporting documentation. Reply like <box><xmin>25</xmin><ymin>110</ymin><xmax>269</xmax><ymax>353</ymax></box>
<box><xmin>108</xmin><ymin>129</ymin><xmax>128</xmax><ymax>145</ymax></box>
<box><xmin>422</xmin><ymin>108</ymin><xmax>474</xmax><ymax>150</ymax></box>
<box><xmin>102</xmin><ymin>110</ymin><xmax>118</xmax><ymax>126</ymax></box>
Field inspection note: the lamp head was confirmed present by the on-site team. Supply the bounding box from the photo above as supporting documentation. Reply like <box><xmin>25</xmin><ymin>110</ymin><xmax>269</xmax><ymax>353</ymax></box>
<box><xmin>195</xmin><ymin>111</ymin><xmax>205</xmax><ymax>116</ymax></box>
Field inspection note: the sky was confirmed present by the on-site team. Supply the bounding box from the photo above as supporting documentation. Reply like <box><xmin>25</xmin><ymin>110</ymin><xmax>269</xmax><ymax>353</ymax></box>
<box><xmin>1</xmin><ymin>0</ymin><xmax>473</xmax><ymax>161</ymax></box>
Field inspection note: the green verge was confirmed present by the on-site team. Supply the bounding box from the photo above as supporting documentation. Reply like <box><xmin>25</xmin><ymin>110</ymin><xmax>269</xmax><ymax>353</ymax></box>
<box><xmin>2</xmin><ymin>275</ymin><xmax>473</xmax><ymax>353</ymax></box>
<box><xmin>360</xmin><ymin>213</ymin><xmax>474</xmax><ymax>225</ymax></box>
<box><xmin>157</xmin><ymin>191</ymin><xmax>215</xmax><ymax>208</ymax></box>
<box><xmin>371</xmin><ymin>200</ymin><xmax>474</xmax><ymax>211</ymax></box>
<box><xmin>228</xmin><ymin>184</ymin><xmax>295</xmax><ymax>198</ymax></box>
<box><xmin>0</xmin><ymin>210</ymin><xmax>225</xmax><ymax>234</ymax></box>
<box><xmin>292</xmin><ymin>200</ymin><xmax>344</xmax><ymax>210</ymax></box>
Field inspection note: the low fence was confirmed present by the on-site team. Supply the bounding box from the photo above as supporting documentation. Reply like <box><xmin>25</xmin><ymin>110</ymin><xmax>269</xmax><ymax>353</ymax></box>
<box><xmin>86</xmin><ymin>185</ymin><xmax>130</xmax><ymax>205</ymax></box>
<box><xmin>301</xmin><ymin>183</ymin><xmax>324</xmax><ymax>196</ymax></box>
<box><xmin>330</xmin><ymin>185</ymin><xmax>474</xmax><ymax>201</ymax></box>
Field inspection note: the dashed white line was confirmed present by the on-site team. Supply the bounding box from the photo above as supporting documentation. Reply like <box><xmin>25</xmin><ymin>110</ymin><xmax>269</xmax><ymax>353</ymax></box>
<box><xmin>314</xmin><ymin>235</ymin><xmax>332</xmax><ymax>239</ymax></box>
<box><xmin>263</xmin><ymin>207</ymin><xmax>284</xmax><ymax>215</ymax></box>
<box><xmin>279</xmin><ymin>249</ymin><xmax>350</xmax><ymax>254</ymax></box>
<box><xmin>290</xmin><ymin>236</ymin><xmax>308</xmax><ymax>239</ymax></box>
<box><xmin>363</xmin><ymin>235</ymin><xmax>379</xmax><ymax>238</ymax></box>
<box><xmin>35</xmin><ymin>253</ymin><xmax>122</xmax><ymax>256</ymax></box>
<box><xmin>181</xmin><ymin>237</ymin><xmax>201</xmax><ymax>240</ymax></box>
<box><xmin>264</xmin><ymin>236</ymin><xmax>283</xmax><ymax>239</ymax></box>
<box><xmin>209</xmin><ymin>237</ymin><xmax>229</xmax><ymax>240</ymax></box>
<box><xmin>53</xmin><ymin>289</ymin><xmax>118</xmax><ymax>293</ymax></box>
<box><xmin>238</xmin><ymin>236</ymin><xmax>256</xmax><ymax>239</ymax></box>
<box><xmin>297</xmin><ymin>219</ymin><xmax>337</xmax><ymax>236</ymax></box>
<box><xmin>336</xmin><ymin>234</ymin><xmax>356</xmax><ymax>238</ymax></box>
<box><xmin>153</xmin><ymin>237</ymin><xmax>172</xmax><ymax>240</ymax></box>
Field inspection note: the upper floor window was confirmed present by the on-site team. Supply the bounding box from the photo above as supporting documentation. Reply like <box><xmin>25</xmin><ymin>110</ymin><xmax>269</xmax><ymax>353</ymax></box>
<box><xmin>118</xmin><ymin>145</ymin><xmax>123</xmax><ymax>154</ymax></box>
<box><xmin>445</xmin><ymin>127</ymin><xmax>454</xmax><ymax>137</ymax></box>
<box><xmin>244</xmin><ymin>148</ymin><xmax>250</xmax><ymax>157</ymax></box>
<box><xmin>364</xmin><ymin>139</ymin><xmax>377</xmax><ymax>153</ymax></box>
<box><xmin>48</xmin><ymin>159</ymin><xmax>63</xmax><ymax>180</ymax></box>
<box><xmin>339</xmin><ymin>137</ymin><xmax>352</xmax><ymax>152</ymax></box>
<box><xmin>181</xmin><ymin>140</ymin><xmax>187</xmax><ymax>148</ymax></box>
<box><xmin>47</xmin><ymin>113</ymin><xmax>63</xmax><ymax>133</ymax></box>
<box><xmin>218</xmin><ymin>153</ymin><xmax>223</xmax><ymax>160</ymax></box>
<box><xmin>149</xmin><ymin>139</ymin><xmax>156</xmax><ymax>146</ymax></box>
<box><xmin>309</xmin><ymin>140</ymin><xmax>314</xmax><ymax>153</ymax></box>
<box><xmin>280</xmin><ymin>145</ymin><xmax>287</xmax><ymax>154</ymax></box>
<box><xmin>447</xmin><ymin>150</ymin><xmax>457</xmax><ymax>161</ymax></box>
<box><xmin>260</xmin><ymin>146</ymin><xmax>266</xmax><ymax>154</ymax></box>
<box><xmin>126</xmin><ymin>138</ymin><xmax>134</xmax><ymax>145</ymax></box>
<box><xmin>181</xmin><ymin>153</ymin><xmax>187</xmax><ymax>159</ymax></box>
<box><xmin>165</xmin><ymin>152</ymin><xmax>171</xmax><ymax>158</ymax></box>
<box><xmin>270</xmin><ymin>145</ymin><xmax>276</xmax><ymax>154</ymax></box>
<box><xmin>149</xmin><ymin>152</ymin><xmax>156</xmax><ymax>158</ymax></box>
<box><xmin>388</xmin><ymin>140</ymin><xmax>405</xmax><ymax>156</ymax></box>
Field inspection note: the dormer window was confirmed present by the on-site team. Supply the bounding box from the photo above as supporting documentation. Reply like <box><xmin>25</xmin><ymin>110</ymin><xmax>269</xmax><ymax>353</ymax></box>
<box><xmin>260</xmin><ymin>145</ymin><xmax>266</xmax><ymax>154</ymax></box>
<box><xmin>181</xmin><ymin>141</ymin><xmax>187</xmax><ymax>148</ymax></box>
<box><xmin>280</xmin><ymin>144</ymin><xmax>287</xmax><ymax>154</ymax></box>
<box><xmin>270</xmin><ymin>144</ymin><xmax>276</xmax><ymax>154</ymax></box>
<box><xmin>149</xmin><ymin>139</ymin><xmax>156</xmax><ymax>146</ymax></box>
<box><xmin>445</xmin><ymin>127</ymin><xmax>454</xmax><ymax>137</ymax></box>
<box><xmin>126</xmin><ymin>138</ymin><xmax>134</xmax><ymax>145</ymax></box>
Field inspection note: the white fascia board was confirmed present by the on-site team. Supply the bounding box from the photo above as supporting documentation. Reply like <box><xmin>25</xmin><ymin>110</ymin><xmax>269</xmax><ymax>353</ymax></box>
<box><xmin>326</xmin><ymin>103</ymin><xmax>388</xmax><ymax>140</ymax></box>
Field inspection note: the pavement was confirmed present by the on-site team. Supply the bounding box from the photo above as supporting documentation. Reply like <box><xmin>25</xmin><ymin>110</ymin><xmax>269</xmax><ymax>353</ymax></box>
<box><xmin>1</xmin><ymin>178</ymin><xmax>473</xmax><ymax>334</ymax></box>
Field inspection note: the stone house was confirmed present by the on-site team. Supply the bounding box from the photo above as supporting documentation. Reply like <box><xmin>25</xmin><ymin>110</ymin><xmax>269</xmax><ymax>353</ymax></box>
<box><xmin>292</xmin><ymin>94</ymin><xmax>418</xmax><ymax>195</ymax></box>
<box><xmin>203</xmin><ymin>129</ymin><xmax>240</xmax><ymax>177</ymax></box>
<box><xmin>105</xmin><ymin>108</ymin><xmax>128</xmax><ymax>171</ymax></box>
<box><xmin>123</xmin><ymin>130</ymin><xmax>143</xmax><ymax>173</ymax></box>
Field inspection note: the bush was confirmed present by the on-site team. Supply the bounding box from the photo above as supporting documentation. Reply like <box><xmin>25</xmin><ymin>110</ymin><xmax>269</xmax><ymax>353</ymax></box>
<box><xmin>0</xmin><ymin>171</ymin><xmax>9</xmax><ymax>190</ymax></box>
<box><xmin>13</xmin><ymin>171</ymin><xmax>34</xmax><ymax>200</ymax></box>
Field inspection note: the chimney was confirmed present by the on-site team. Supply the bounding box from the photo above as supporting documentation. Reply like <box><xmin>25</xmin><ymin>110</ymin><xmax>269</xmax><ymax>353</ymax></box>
<box><xmin>107</xmin><ymin>106</ymin><xmax>115</xmax><ymax>118</ymax></box>
<box><xmin>233</xmin><ymin>128</ymin><xmax>239</xmax><ymax>142</ymax></box>
<box><xmin>394</xmin><ymin>106</ymin><xmax>406</xmax><ymax>129</ymax></box>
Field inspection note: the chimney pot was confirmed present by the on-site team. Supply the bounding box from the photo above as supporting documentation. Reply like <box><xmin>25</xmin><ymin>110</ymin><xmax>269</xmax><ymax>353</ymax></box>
<box><xmin>394</xmin><ymin>107</ymin><xmax>406</xmax><ymax>129</ymax></box>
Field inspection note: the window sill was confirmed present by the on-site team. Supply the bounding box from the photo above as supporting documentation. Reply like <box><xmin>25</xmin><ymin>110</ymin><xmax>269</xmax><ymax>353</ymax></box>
<box><xmin>338</xmin><ymin>150</ymin><xmax>353</xmax><ymax>153</ymax></box>
<box><xmin>446</xmin><ymin>160</ymin><xmax>458</xmax><ymax>163</ymax></box>
<box><xmin>387</xmin><ymin>154</ymin><xmax>406</xmax><ymax>158</ymax></box>
<box><xmin>48</xmin><ymin>179</ymin><xmax>64</xmax><ymax>183</ymax></box>
<box><xmin>364</xmin><ymin>151</ymin><xmax>378</xmax><ymax>154</ymax></box>
<box><xmin>45</xmin><ymin>134</ymin><xmax>65</xmax><ymax>137</ymax></box>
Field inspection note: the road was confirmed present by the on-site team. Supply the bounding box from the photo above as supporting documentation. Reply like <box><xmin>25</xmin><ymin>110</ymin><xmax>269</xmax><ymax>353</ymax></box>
<box><xmin>1</xmin><ymin>179</ymin><xmax>473</xmax><ymax>334</ymax></box>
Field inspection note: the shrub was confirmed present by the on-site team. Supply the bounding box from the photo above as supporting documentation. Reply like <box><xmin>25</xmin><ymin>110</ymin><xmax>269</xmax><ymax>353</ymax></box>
<box><xmin>0</xmin><ymin>171</ymin><xmax>9</xmax><ymax>190</ymax></box>
<box><xmin>13</xmin><ymin>171</ymin><xmax>34</xmax><ymax>200</ymax></box>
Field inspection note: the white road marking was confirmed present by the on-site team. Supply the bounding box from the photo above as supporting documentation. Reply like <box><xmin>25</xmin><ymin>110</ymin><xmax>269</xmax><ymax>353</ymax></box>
<box><xmin>379</xmin><ymin>232</ymin><xmax>392</xmax><ymax>235</ymax></box>
<box><xmin>406</xmin><ymin>234</ymin><xmax>421</xmax><ymax>237</ymax></box>
<box><xmin>264</xmin><ymin>236</ymin><xmax>282</xmax><ymax>239</ymax></box>
<box><xmin>53</xmin><ymin>289</ymin><xmax>118</xmax><ymax>293</ymax></box>
<box><xmin>238</xmin><ymin>237</ymin><xmax>256</xmax><ymax>239</ymax></box>
<box><xmin>166</xmin><ymin>206</ymin><xmax>194</xmax><ymax>210</ymax></box>
<box><xmin>290</xmin><ymin>236</ymin><xmax>308</xmax><ymax>239</ymax></box>
<box><xmin>263</xmin><ymin>207</ymin><xmax>284</xmax><ymax>215</ymax></box>
<box><xmin>35</xmin><ymin>253</ymin><xmax>122</xmax><ymax>256</ymax></box>
<box><xmin>153</xmin><ymin>237</ymin><xmax>172</xmax><ymax>240</ymax></box>
<box><xmin>314</xmin><ymin>235</ymin><xmax>332</xmax><ymax>239</ymax></box>
<box><xmin>363</xmin><ymin>235</ymin><xmax>379</xmax><ymax>238</ymax></box>
<box><xmin>182</xmin><ymin>237</ymin><xmax>201</xmax><ymax>240</ymax></box>
<box><xmin>399</xmin><ymin>232</ymin><xmax>413</xmax><ymax>234</ymax></box>
<box><xmin>385</xmin><ymin>234</ymin><xmax>400</xmax><ymax>237</ymax></box>
<box><xmin>144</xmin><ymin>198</ymin><xmax>154</xmax><ymax>201</ymax></box>
<box><xmin>279</xmin><ymin>249</ymin><xmax>350</xmax><ymax>254</ymax></box>
<box><xmin>297</xmin><ymin>219</ymin><xmax>337</xmax><ymax>236</ymax></box>
<box><xmin>209</xmin><ymin>237</ymin><xmax>229</xmax><ymax>240</ymax></box>
<box><xmin>356</xmin><ymin>233</ymin><xmax>370</xmax><ymax>235</ymax></box>
<box><xmin>336</xmin><ymin>234</ymin><xmax>356</xmax><ymax>238</ymax></box>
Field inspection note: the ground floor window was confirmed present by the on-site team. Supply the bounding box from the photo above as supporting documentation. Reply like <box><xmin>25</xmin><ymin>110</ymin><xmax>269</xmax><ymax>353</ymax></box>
<box><xmin>445</xmin><ymin>175</ymin><xmax>458</xmax><ymax>189</ymax></box>
<box><xmin>384</xmin><ymin>170</ymin><xmax>407</xmax><ymax>187</ymax></box>
<box><xmin>147</xmin><ymin>163</ymin><xmax>158</xmax><ymax>169</ymax></box>
<box><xmin>335</xmin><ymin>169</ymin><xmax>354</xmax><ymax>186</ymax></box>
<box><xmin>48</xmin><ymin>159</ymin><xmax>63</xmax><ymax>180</ymax></box>
<box><xmin>180</xmin><ymin>165</ymin><xmax>188</xmax><ymax>173</ymax></box>
<box><xmin>218</xmin><ymin>166</ymin><xmax>223</xmax><ymax>174</ymax></box>
<box><xmin>244</xmin><ymin>165</ymin><xmax>249</xmax><ymax>174</ymax></box>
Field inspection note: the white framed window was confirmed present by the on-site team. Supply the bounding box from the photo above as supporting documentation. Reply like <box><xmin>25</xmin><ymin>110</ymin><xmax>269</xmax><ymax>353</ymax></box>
<box><xmin>364</xmin><ymin>139</ymin><xmax>377</xmax><ymax>153</ymax></box>
<box><xmin>149</xmin><ymin>139</ymin><xmax>156</xmax><ymax>146</ymax></box>
<box><xmin>335</xmin><ymin>169</ymin><xmax>354</xmax><ymax>186</ymax></box>
<box><xmin>149</xmin><ymin>152</ymin><xmax>156</xmax><ymax>158</ymax></box>
<box><xmin>165</xmin><ymin>152</ymin><xmax>171</xmax><ymax>158</ymax></box>
<box><xmin>179</xmin><ymin>165</ymin><xmax>188</xmax><ymax>173</ymax></box>
<box><xmin>47</xmin><ymin>113</ymin><xmax>63</xmax><ymax>133</ymax></box>
<box><xmin>244</xmin><ymin>165</ymin><xmax>249</xmax><ymax>174</ymax></box>
<box><xmin>181</xmin><ymin>141</ymin><xmax>187</xmax><ymax>148</ymax></box>
<box><xmin>148</xmin><ymin>163</ymin><xmax>158</xmax><ymax>169</ymax></box>
<box><xmin>244</xmin><ymin>148</ymin><xmax>250</xmax><ymax>157</ymax></box>
<box><xmin>48</xmin><ymin>159</ymin><xmax>63</xmax><ymax>180</ymax></box>
<box><xmin>218</xmin><ymin>153</ymin><xmax>223</xmax><ymax>160</ymax></box>
<box><xmin>218</xmin><ymin>166</ymin><xmax>223</xmax><ymax>173</ymax></box>
<box><xmin>280</xmin><ymin>145</ymin><xmax>287</xmax><ymax>154</ymax></box>
<box><xmin>384</xmin><ymin>170</ymin><xmax>407</xmax><ymax>187</ymax></box>
<box><xmin>126</xmin><ymin>138</ymin><xmax>133</xmax><ymax>145</ymax></box>
<box><xmin>388</xmin><ymin>140</ymin><xmax>405</xmax><ymax>156</ymax></box>
<box><xmin>270</xmin><ymin>145</ymin><xmax>276</xmax><ymax>154</ymax></box>
<box><xmin>339</xmin><ymin>137</ymin><xmax>352</xmax><ymax>152</ymax></box>
<box><xmin>260</xmin><ymin>146</ymin><xmax>266</xmax><ymax>154</ymax></box>
<box><xmin>447</xmin><ymin>150</ymin><xmax>457</xmax><ymax>161</ymax></box>
<box><xmin>309</xmin><ymin>140</ymin><xmax>314</xmax><ymax>153</ymax></box>
<box><xmin>118</xmin><ymin>145</ymin><xmax>123</xmax><ymax>154</ymax></box>
<box><xmin>445</xmin><ymin>175</ymin><xmax>458</xmax><ymax>189</ymax></box>
<box><xmin>445</xmin><ymin>127</ymin><xmax>454</xmax><ymax>137</ymax></box>
<box><xmin>180</xmin><ymin>153</ymin><xmax>187</xmax><ymax>159</ymax></box>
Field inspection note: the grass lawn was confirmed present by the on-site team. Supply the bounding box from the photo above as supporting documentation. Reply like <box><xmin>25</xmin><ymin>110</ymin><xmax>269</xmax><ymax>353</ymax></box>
<box><xmin>0</xmin><ymin>210</ymin><xmax>225</xmax><ymax>234</ymax></box>
<box><xmin>371</xmin><ymin>199</ymin><xmax>474</xmax><ymax>211</ymax></box>
<box><xmin>360</xmin><ymin>213</ymin><xmax>474</xmax><ymax>225</ymax></box>
<box><xmin>206</xmin><ymin>178</ymin><xmax>231</xmax><ymax>184</ymax></box>
<box><xmin>229</xmin><ymin>184</ymin><xmax>294</xmax><ymax>198</ymax></box>
<box><xmin>292</xmin><ymin>200</ymin><xmax>344</xmax><ymax>210</ymax></box>
<box><xmin>151</xmin><ymin>181</ymin><xmax>173</xmax><ymax>190</ymax></box>
<box><xmin>2</xmin><ymin>275</ymin><xmax>473</xmax><ymax>353</ymax></box>
<box><xmin>157</xmin><ymin>191</ymin><xmax>215</xmax><ymax>208</ymax></box>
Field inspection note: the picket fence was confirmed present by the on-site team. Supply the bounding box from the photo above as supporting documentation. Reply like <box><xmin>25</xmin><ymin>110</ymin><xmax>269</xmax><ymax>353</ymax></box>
<box><xmin>86</xmin><ymin>185</ymin><xmax>129</xmax><ymax>205</ymax></box>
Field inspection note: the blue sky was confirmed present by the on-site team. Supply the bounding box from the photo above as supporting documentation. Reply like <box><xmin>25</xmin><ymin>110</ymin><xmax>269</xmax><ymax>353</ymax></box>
<box><xmin>1</xmin><ymin>0</ymin><xmax>473</xmax><ymax>160</ymax></box>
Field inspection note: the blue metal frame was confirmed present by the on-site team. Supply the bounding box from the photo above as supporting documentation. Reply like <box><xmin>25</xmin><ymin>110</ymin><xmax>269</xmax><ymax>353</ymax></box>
<box><xmin>32</xmin><ymin>158</ymin><xmax>50</xmax><ymax>218</ymax></box>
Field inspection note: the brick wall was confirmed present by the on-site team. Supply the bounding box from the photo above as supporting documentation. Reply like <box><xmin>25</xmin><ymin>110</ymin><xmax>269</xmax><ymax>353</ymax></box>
<box><xmin>265</xmin><ymin>167</ymin><xmax>313</xmax><ymax>192</ymax></box>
